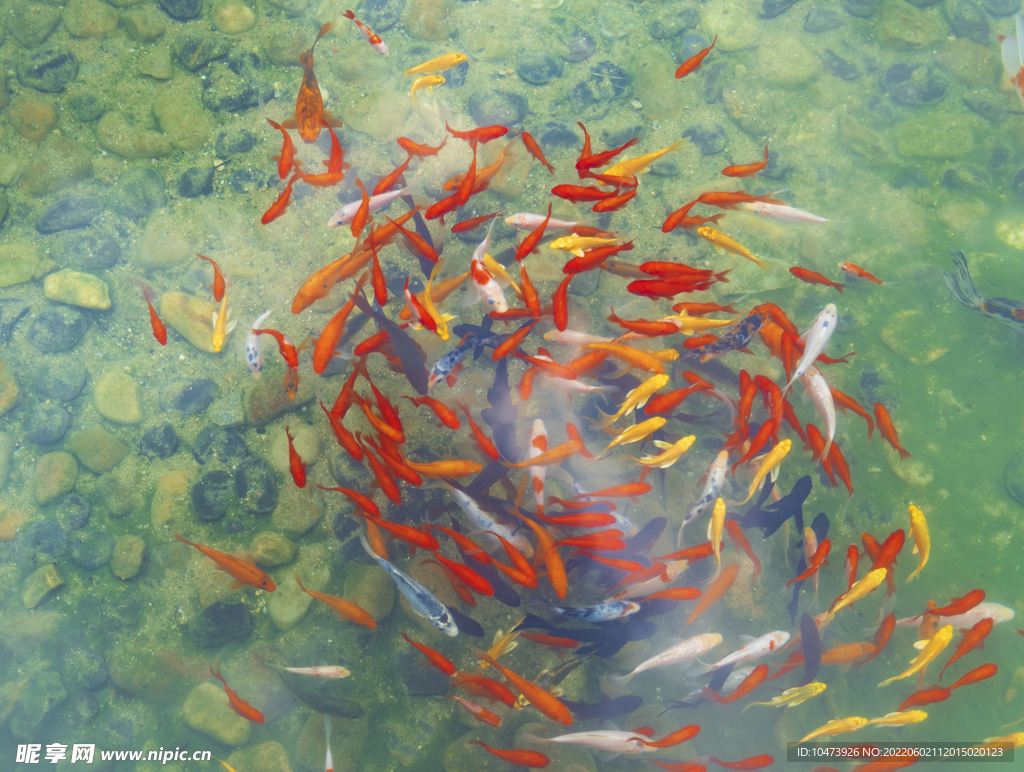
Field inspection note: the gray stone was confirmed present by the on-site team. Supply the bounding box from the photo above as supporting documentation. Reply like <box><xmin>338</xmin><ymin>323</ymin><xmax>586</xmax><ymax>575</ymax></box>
<box><xmin>188</xmin><ymin>601</ymin><xmax>253</xmax><ymax>647</ymax></box>
<box><xmin>160</xmin><ymin>378</ymin><xmax>216</xmax><ymax>414</ymax></box>
<box><xmin>202</xmin><ymin>53</ymin><xmax>273</xmax><ymax>112</ymax></box>
<box><xmin>516</xmin><ymin>53</ymin><xmax>562</xmax><ymax>86</ymax></box>
<box><xmin>941</xmin><ymin>164</ymin><xmax>990</xmax><ymax>192</ymax></box>
<box><xmin>683</xmin><ymin>123</ymin><xmax>727</xmax><ymax>155</ymax></box>
<box><xmin>178</xmin><ymin>167</ymin><xmax>215</xmax><ymax>198</ymax></box>
<box><xmin>234</xmin><ymin>456</ymin><xmax>277</xmax><ymax>514</ymax></box>
<box><xmin>29</xmin><ymin>308</ymin><xmax>90</xmax><ymax>353</ymax></box>
<box><xmin>22</xmin><ymin>137</ymin><xmax>93</xmax><ymax>195</ymax></box>
<box><xmin>0</xmin><ymin>431</ymin><xmax>13</xmax><ymax>490</ymax></box>
<box><xmin>193</xmin><ymin>425</ymin><xmax>249</xmax><ymax>465</ymax></box>
<box><xmin>215</xmin><ymin>128</ymin><xmax>256</xmax><ymax>156</ymax></box>
<box><xmin>1005</xmin><ymin>453</ymin><xmax>1024</xmax><ymax>504</ymax></box>
<box><xmin>56</xmin><ymin>494</ymin><xmax>92</xmax><ymax>530</ymax></box>
<box><xmin>140</xmin><ymin>423</ymin><xmax>179</xmax><ymax>459</ymax></box>
<box><xmin>804</xmin><ymin>8</ymin><xmax>843</xmax><ymax>31</ymax></box>
<box><xmin>53</xmin><ymin>228</ymin><xmax>121</xmax><ymax>270</ymax></box>
<box><xmin>17</xmin><ymin>45</ymin><xmax>79</xmax><ymax>93</ymax></box>
<box><xmin>36</xmin><ymin>196</ymin><xmax>104</xmax><ymax>233</ymax></box>
<box><xmin>885</xmin><ymin>63</ymin><xmax>947</xmax><ymax>106</ymax></box>
<box><xmin>192</xmin><ymin>470</ymin><xmax>233</xmax><ymax>521</ymax></box>
<box><xmin>60</xmin><ymin>630</ymin><xmax>108</xmax><ymax>689</ymax></box>
<box><xmin>175</xmin><ymin>32</ymin><xmax>231</xmax><ymax>71</ymax></box>
<box><xmin>107</xmin><ymin>167</ymin><xmax>167</xmax><ymax>219</ymax></box>
<box><xmin>69</xmin><ymin>92</ymin><xmax>105</xmax><ymax>121</ymax></box>
<box><xmin>111</xmin><ymin>534</ymin><xmax>145</xmax><ymax>578</ymax></box>
<box><xmin>159</xmin><ymin>0</ymin><xmax>202</xmax><ymax>20</ymax></box>
<box><xmin>361</xmin><ymin>0</ymin><xmax>405</xmax><ymax>31</ymax></box>
<box><xmin>70</xmin><ymin>530</ymin><xmax>114</xmax><ymax>569</ymax></box>
<box><xmin>9</xmin><ymin>3</ymin><xmax>61</xmax><ymax>47</ymax></box>
<box><xmin>25</xmin><ymin>405</ymin><xmax>70</xmax><ymax>444</ymax></box>
<box><xmin>121</xmin><ymin>7</ymin><xmax>167</xmax><ymax>42</ymax></box>
<box><xmin>944</xmin><ymin>0</ymin><xmax>989</xmax><ymax>44</ymax></box>
<box><xmin>33</xmin><ymin>358</ymin><xmax>87</xmax><ymax>401</ymax></box>
<box><xmin>467</xmin><ymin>90</ymin><xmax>528</xmax><ymax>128</ymax></box>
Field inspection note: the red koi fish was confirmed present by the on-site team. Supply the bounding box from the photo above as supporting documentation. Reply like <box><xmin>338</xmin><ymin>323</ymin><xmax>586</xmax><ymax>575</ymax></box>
<box><xmin>295</xmin><ymin>574</ymin><xmax>377</xmax><ymax>628</ymax></box>
<box><xmin>874</xmin><ymin>403</ymin><xmax>910</xmax><ymax>459</ymax></box>
<box><xmin>931</xmin><ymin>589</ymin><xmax>985</xmax><ymax>617</ymax></box>
<box><xmin>452</xmin><ymin>211</ymin><xmax>501</xmax><ymax>233</ymax></box>
<box><xmin>700</xmin><ymin>663</ymin><xmax>769</xmax><ymax>703</ymax></box>
<box><xmin>684</xmin><ymin>563</ymin><xmax>739</xmax><ymax>628</ymax></box>
<box><xmin>315</xmin><ymin>485</ymin><xmax>380</xmax><ymax>517</ymax></box>
<box><xmin>299</xmin><ymin>122</ymin><xmax>347</xmax><ymax>188</ymax></box>
<box><xmin>897</xmin><ymin>686</ymin><xmax>951</xmax><ymax>713</ymax></box>
<box><xmin>284</xmin><ymin>22</ymin><xmax>341</xmax><ymax>143</ymax></box>
<box><xmin>397</xmin><ymin>136</ymin><xmax>448</xmax><ymax>157</ymax></box>
<box><xmin>790</xmin><ymin>266</ymin><xmax>845</xmax><ymax>293</ymax></box>
<box><xmin>939</xmin><ymin>618</ymin><xmax>994</xmax><ymax>681</ymax></box>
<box><xmin>342</xmin><ymin>10</ymin><xmax>388</xmax><ymax>55</ymax></box>
<box><xmin>468</xmin><ymin>743</ymin><xmax>549</xmax><ymax>768</ymax></box>
<box><xmin>197</xmin><ymin>254</ymin><xmax>227</xmax><ymax>301</ymax></box>
<box><xmin>285</xmin><ymin>426</ymin><xmax>306</xmax><ymax>488</ymax></box>
<box><xmin>373</xmin><ymin>153</ymin><xmax>411</xmax><ymax>195</ymax></box>
<box><xmin>209</xmin><ymin>662</ymin><xmax>264</xmax><ymax>723</ymax></box>
<box><xmin>552</xmin><ymin>274</ymin><xmax>572</xmax><ymax>331</ymax></box>
<box><xmin>173</xmin><ymin>533</ymin><xmax>276</xmax><ymax>591</ymax></box>
<box><xmin>430</xmin><ymin>551</ymin><xmax>493</xmax><ymax>595</ymax></box>
<box><xmin>855</xmin><ymin>611</ymin><xmax>895</xmax><ymax>670</ymax></box>
<box><xmin>403</xmin><ymin>395</ymin><xmax>459</xmax><ymax>429</ymax></box>
<box><xmin>786</xmin><ymin>539</ymin><xmax>830</xmax><ymax>588</ymax></box>
<box><xmin>947</xmin><ymin>662</ymin><xmax>997</xmax><ymax>689</ymax></box>
<box><xmin>724</xmin><ymin>520</ymin><xmax>761</xmax><ymax>588</ymax></box>
<box><xmin>445</xmin><ymin>121</ymin><xmax>508</xmax><ymax>148</ymax></box>
<box><xmin>261</xmin><ymin>172</ymin><xmax>301</xmax><ymax>224</ymax></box>
<box><xmin>515</xmin><ymin>203</ymin><xmax>551</xmax><ymax>262</ymax></box>
<box><xmin>722</xmin><ymin>145</ymin><xmax>770</xmax><ymax>178</ymax></box>
<box><xmin>142</xmin><ymin>288</ymin><xmax>167</xmax><ymax>345</ymax></box>
<box><xmin>266</xmin><ymin>118</ymin><xmax>297</xmax><ymax>178</ymax></box>
<box><xmin>521</xmin><ymin>130</ymin><xmax>555</xmax><ymax>174</ymax></box>
<box><xmin>402</xmin><ymin>630</ymin><xmax>455</xmax><ymax>674</ymax></box>
<box><xmin>457</xmin><ymin>402</ymin><xmax>500</xmax><ymax>460</ymax></box>
<box><xmin>551</xmin><ymin>183</ymin><xmax>620</xmax><ymax>203</ymax></box>
<box><xmin>675</xmin><ymin>35</ymin><xmax>717</xmax><ymax>78</ymax></box>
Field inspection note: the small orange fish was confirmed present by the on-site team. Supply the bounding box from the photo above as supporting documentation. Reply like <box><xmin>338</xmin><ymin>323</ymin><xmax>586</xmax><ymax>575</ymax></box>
<box><xmin>939</xmin><ymin>618</ymin><xmax>993</xmax><ymax>682</ymax></box>
<box><xmin>520</xmin><ymin>131</ymin><xmax>555</xmax><ymax>174</ymax></box>
<box><xmin>874</xmin><ymin>403</ymin><xmax>910</xmax><ymax>460</ymax></box>
<box><xmin>285</xmin><ymin>23</ymin><xmax>342</xmax><ymax>143</ymax></box>
<box><xmin>285</xmin><ymin>425</ymin><xmax>306</xmax><ymax>488</ymax></box>
<box><xmin>515</xmin><ymin>203</ymin><xmax>552</xmax><ymax>263</ymax></box>
<box><xmin>294</xmin><ymin>574</ymin><xmax>377</xmax><ymax>629</ymax></box>
<box><xmin>315</xmin><ymin>484</ymin><xmax>380</xmax><ymax>517</ymax></box>
<box><xmin>174</xmin><ymin>532</ymin><xmax>276</xmax><ymax>591</ymax></box>
<box><xmin>684</xmin><ymin>563</ymin><xmax>738</xmax><ymax>628</ymax></box>
<box><xmin>261</xmin><ymin>172</ymin><xmax>301</xmax><ymax>225</ymax></box>
<box><xmin>142</xmin><ymin>289</ymin><xmax>167</xmax><ymax>345</ymax></box>
<box><xmin>447</xmin><ymin>696</ymin><xmax>502</xmax><ymax>726</ymax></box>
<box><xmin>401</xmin><ymin>630</ymin><xmax>455</xmax><ymax>674</ymax></box>
<box><xmin>401</xmin><ymin>458</ymin><xmax>483</xmax><ymax>478</ymax></box>
<box><xmin>468</xmin><ymin>742</ymin><xmax>549</xmax><ymax>768</ymax></box>
<box><xmin>351</xmin><ymin>179</ymin><xmax>371</xmax><ymax>238</ymax></box>
<box><xmin>397</xmin><ymin>136</ymin><xmax>448</xmax><ymax>157</ymax></box>
<box><xmin>356</xmin><ymin>442</ymin><xmax>402</xmax><ymax>505</ymax></box>
<box><xmin>266</xmin><ymin>118</ymin><xmax>298</xmax><ymax>178</ymax></box>
<box><xmin>722</xmin><ymin>145</ymin><xmax>769</xmax><ymax>178</ymax></box>
<box><xmin>197</xmin><ymin>254</ymin><xmax>227</xmax><ymax>301</ymax></box>
<box><xmin>209</xmin><ymin>662</ymin><xmax>265</xmax><ymax>723</ymax></box>
<box><xmin>472</xmin><ymin>648</ymin><xmax>573</xmax><ymax>725</ymax></box>
<box><xmin>790</xmin><ymin>266</ymin><xmax>845</xmax><ymax>293</ymax></box>
<box><xmin>552</xmin><ymin>274</ymin><xmax>572</xmax><ymax>331</ymax></box>
<box><xmin>492</xmin><ymin>320</ymin><xmax>538</xmax><ymax>361</ymax></box>
<box><xmin>839</xmin><ymin>261</ymin><xmax>883</xmax><ymax>284</ymax></box>
<box><xmin>457</xmin><ymin>402</ymin><xmax>500</xmax><ymax>460</ymax></box>
<box><xmin>675</xmin><ymin>34</ymin><xmax>717</xmax><ymax>78</ymax></box>
<box><xmin>403</xmin><ymin>395</ymin><xmax>460</xmax><ymax>429</ymax></box>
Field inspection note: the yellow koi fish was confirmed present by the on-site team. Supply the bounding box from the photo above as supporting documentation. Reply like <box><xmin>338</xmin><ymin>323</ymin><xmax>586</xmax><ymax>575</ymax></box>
<box><xmin>731</xmin><ymin>439</ymin><xmax>791</xmax><ymax>505</ymax></box>
<box><xmin>741</xmin><ymin>682</ymin><xmax>826</xmax><ymax>713</ymax></box>
<box><xmin>907</xmin><ymin>503</ymin><xmax>930</xmax><ymax>583</ymax></box>
<box><xmin>708</xmin><ymin>498</ymin><xmax>726</xmax><ymax>574</ymax></box>
<box><xmin>211</xmin><ymin>289</ymin><xmax>236</xmax><ymax>353</ymax></box>
<box><xmin>878</xmin><ymin>625</ymin><xmax>952</xmax><ymax>687</ymax></box>
<box><xmin>481</xmin><ymin>618</ymin><xmax>522</xmax><ymax>670</ymax></box>
<box><xmin>828</xmin><ymin>568</ymin><xmax>887</xmax><ymax>618</ymax></box>
<box><xmin>410</xmin><ymin>75</ymin><xmax>444</xmax><ymax>102</ymax></box>
<box><xmin>549</xmin><ymin>235</ymin><xmax>620</xmax><ymax>257</ymax></box>
<box><xmin>405</xmin><ymin>52</ymin><xmax>467</xmax><ymax>77</ymax></box>
<box><xmin>597</xmin><ymin>417</ymin><xmax>666</xmax><ymax>459</ymax></box>
<box><xmin>697</xmin><ymin>226</ymin><xmax>768</xmax><ymax>271</ymax></box>
<box><xmin>482</xmin><ymin>253</ymin><xmax>521</xmax><ymax>298</ymax></box>
<box><xmin>798</xmin><ymin>716</ymin><xmax>868</xmax><ymax>744</ymax></box>
<box><xmin>589</xmin><ymin>374</ymin><xmax>669</xmax><ymax>429</ymax></box>
<box><xmin>864</xmin><ymin>710</ymin><xmax>928</xmax><ymax>728</ymax></box>
<box><xmin>979</xmin><ymin>733</ymin><xmax>1024</xmax><ymax>749</ymax></box>
<box><xmin>603</xmin><ymin>138</ymin><xmax>688</xmax><ymax>178</ymax></box>
<box><xmin>421</xmin><ymin>258</ymin><xmax>455</xmax><ymax>341</ymax></box>
<box><xmin>623</xmin><ymin>435</ymin><xmax>696</xmax><ymax>469</ymax></box>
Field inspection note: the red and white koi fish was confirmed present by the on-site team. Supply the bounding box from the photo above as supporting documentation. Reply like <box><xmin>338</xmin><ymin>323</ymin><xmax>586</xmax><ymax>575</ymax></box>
<box><xmin>1001</xmin><ymin>13</ymin><xmax>1024</xmax><ymax>104</ymax></box>
<box><xmin>467</xmin><ymin>219</ymin><xmax>508</xmax><ymax>312</ymax></box>
<box><xmin>799</xmin><ymin>366</ymin><xmax>835</xmax><ymax>461</ymax></box>
<box><xmin>505</xmin><ymin>212</ymin><xmax>584</xmax><ymax>230</ymax></box>
<box><xmin>342</xmin><ymin>10</ymin><xmax>388</xmax><ymax>55</ymax></box>
<box><xmin>742</xmin><ymin>201</ymin><xmax>830</xmax><ymax>223</ymax></box>
<box><xmin>528</xmin><ymin>420</ymin><xmax>548</xmax><ymax>511</ymax></box>
<box><xmin>686</xmin><ymin>630</ymin><xmax>790</xmax><ymax>676</ymax></box>
<box><xmin>282</xmin><ymin>665</ymin><xmax>351</xmax><ymax>678</ymax></box>
<box><xmin>782</xmin><ymin>303</ymin><xmax>838</xmax><ymax>396</ymax></box>
<box><xmin>896</xmin><ymin>602</ymin><xmax>1015</xmax><ymax>629</ymax></box>
<box><xmin>327</xmin><ymin>183</ymin><xmax>417</xmax><ymax>227</ymax></box>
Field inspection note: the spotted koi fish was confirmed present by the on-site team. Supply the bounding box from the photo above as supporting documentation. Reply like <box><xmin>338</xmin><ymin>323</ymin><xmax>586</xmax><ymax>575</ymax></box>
<box><xmin>942</xmin><ymin>250</ymin><xmax>1024</xmax><ymax>336</ymax></box>
<box><xmin>679</xmin><ymin>305</ymin><xmax>769</xmax><ymax>362</ymax></box>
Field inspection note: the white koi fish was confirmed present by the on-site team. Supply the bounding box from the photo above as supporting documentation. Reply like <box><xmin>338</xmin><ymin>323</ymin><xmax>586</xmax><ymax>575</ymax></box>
<box><xmin>1001</xmin><ymin>13</ymin><xmax>1024</xmax><ymax>106</ymax></box>
<box><xmin>611</xmin><ymin>560</ymin><xmax>686</xmax><ymax>600</ymax></box>
<box><xmin>449</xmin><ymin>486</ymin><xmax>533</xmax><ymax>558</ymax></box>
<box><xmin>678</xmin><ymin>450</ymin><xmax>729</xmax><ymax>548</ymax></box>
<box><xmin>799</xmin><ymin>366</ymin><xmax>835</xmax><ymax>461</ymax></box>
<box><xmin>895</xmin><ymin>601</ymin><xmax>1015</xmax><ymax>629</ymax></box>
<box><xmin>246</xmin><ymin>308</ymin><xmax>274</xmax><ymax>378</ymax></box>
<box><xmin>682</xmin><ymin>665</ymin><xmax>754</xmax><ymax>701</ymax></box>
<box><xmin>281</xmin><ymin>665</ymin><xmax>350</xmax><ymax>678</ymax></box>
<box><xmin>466</xmin><ymin>219</ymin><xmax>508</xmax><ymax>312</ymax></box>
<box><xmin>521</xmin><ymin>729</ymin><xmax>653</xmax><ymax>754</ymax></box>
<box><xmin>686</xmin><ymin>630</ymin><xmax>790</xmax><ymax>676</ymax></box>
<box><xmin>782</xmin><ymin>303</ymin><xmax>838</xmax><ymax>396</ymax></box>
<box><xmin>742</xmin><ymin>201</ymin><xmax>830</xmax><ymax>223</ymax></box>
<box><xmin>327</xmin><ymin>183</ymin><xmax>418</xmax><ymax>227</ymax></box>
<box><xmin>323</xmin><ymin>714</ymin><xmax>333</xmax><ymax>772</ymax></box>
<box><xmin>505</xmin><ymin>212</ymin><xmax>584</xmax><ymax>230</ymax></box>
<box><xmin>610</xmin><ymin>633</ymin><xmax>722</xmax><ymax>685</ymax></box>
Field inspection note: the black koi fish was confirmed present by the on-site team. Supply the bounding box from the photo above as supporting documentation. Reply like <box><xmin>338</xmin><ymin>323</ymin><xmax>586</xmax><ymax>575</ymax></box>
<box><xmin>351</xmin><ymin>288</ymin><xmax>430</xmax><ymax>394</ymax></box>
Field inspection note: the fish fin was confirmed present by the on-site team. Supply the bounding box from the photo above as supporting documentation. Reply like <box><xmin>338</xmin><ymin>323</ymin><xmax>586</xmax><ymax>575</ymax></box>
<box><xmin>228</xmin><ymin>578</ymin><xmax>245</xmax><ymax>590</ymax></box>
<box><xmin>460</xmin><ymin>292</ymin><xmax>482</xmax><ymax>308</ymax></box>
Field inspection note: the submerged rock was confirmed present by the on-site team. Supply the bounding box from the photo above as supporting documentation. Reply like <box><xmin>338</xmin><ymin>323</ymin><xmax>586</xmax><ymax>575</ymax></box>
<box><xmin>188</xmin><ymin>601</ymin><xmax>253</xmax><ymax>647</ymax></box>
<box><xmin>36</xmin><ymin>196</ymin><xmax>104</xmax><ymax>233</ymax></box>
<box><xmin>193</xmin><ymin>425</ymin><xmax>249</xmax><ymax>465</ymax></box>
<box><xmin>234</xmin><ymin>456</ymin><xmax>278</xmax><ymax>514</ymax></box>
<box><xmin>467</xmin><ymin>90</ymin><xmax>528</xmax><ymax>127</ymax></box>
<box><xmin>516</xmin><ymin>53</ymin><xmax>562</xmax><ymax>85</ymax></box>
<box><xmin>805</xmin><ymin>8</ymin><xmax>843</xmax><ymax>31</ymax></box>
<box><xmin>43</xmin><ymin>269</ymin><xmax>112</xmax><ymax>310</ymax></box>
<box><xmin>884</xmin><ymin>63</ymin><xmax>947</xmax><ymax>105</ymax></box>
<box><xmin>192</xmin><ymin>470</ymin><xmax>234</xmax><ymax>520</ymax></box>
<box><xmin>67</xmin><ymin>425</ymin><xmax>129</xmax><ymax>473</ymax></box>
<box><xmin>29</xmin><ymin>308</ymin><xmax>90</xmax><ymax>353</ymax></box>
<box><xmin>17</xmin><ymin>45</ymin><xmax>78</xmax><ymax>92</ymax></box>
<box><xmin>25</xmin><ymin>405</ymin><xmax>70</xmax><ymax>444</ymax></box>
<box><xmin>140</xmin><ymin>423</ymin><xmax>179</xmax><ymax>459</ymax></box>
<box><xmin>182</xmin><ymin>682</ymin><xmax>251</xmax><ymax>745</ymax></box>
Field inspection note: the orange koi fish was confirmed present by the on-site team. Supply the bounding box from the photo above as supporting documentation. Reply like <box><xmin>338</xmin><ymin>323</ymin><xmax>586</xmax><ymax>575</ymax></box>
<box><xmin>430</xmin><ymin>551</ymin><xmax>493</xmax><ymax>595</ymax></box>
<box><xmin>725</xmin><ymin>520</ymin><xmax>761</xmax><ymax>588</ymax></box>
<box><xmin>285</xmin><ymin>22</ymin><xmax>341</xmax><ymax>142</ymax></box>
<box><xmin>373</xmin><ymin>153</ymin><xmax>412</xmax><ymax>196</ymax></box>
<box><xmin>582</xmin><ymin>342</ymin><xmax>665</xmax><ymax>374</ymax></box>
<box><xmin>401</xmin><ymin>458</ymin><xmax>483</xmax><ymax>478</ymax></box>
<box><xmin>684</xmin><ymin>563</ymin><xmax>739</xmax><ymax>628</ymax></box>
<box><xmin>521</xmin><ymin>130</ymin><xmax>555</xmax><ymax>174</ymax></box>
<box><xmin>450</xmin><ymin>672</ymin><xmax>517</xmax><ymax>705</ymax></box>
<box><xmin>502</xmin><ymin>440</ymin><xmax>581</xmax><ymax>469</ymax></box>
<box><xmin>261</xmin><ymin>171</ymin><xmax>301</xmax><ymax>225</ymax></box>
<box><xmin>319</xmin><ymin>400</ymin><xmax>363</xmax><ymax>461</ymax></box>
<box><xmin>506</xmin><ymin>511</ymin><xmax>565</xmax><ymax>597</ymax></box>
<box><xmin>947</xmin><ymin>662</ymin><xmax>997</xmax><ymax>690</ymax></box>
<box><xmin>515</xmin><ymin>203</ymin><xmax>552</xmax><ymax>262</ymax></box>
<box><xmin>839</xmin><ymin>261</ymin><xmax>883</xmax><ymax>284</ymax></box>
<box><xmin>397</xmin><ymin>136</ymin><xmax>448</xmax><ymax>157</ymax></box>
<box><xmin>675</xmin><ymin>35</ymin><xmax>717</xmax><ymax>78</ymax></box>
<box><xmin>578</xmin><ymin>481</ymin><xmax>652</xmax><ymax>498</ymax></box>
<box><xmin>342</xmin><ymin>9</ymin><xmax>388</xmax><ymax>55</ymax></box>
<box><xmin>209</xmin><ymin>662</ymin><xmax>265</xmax><ymax>723</ymax></box>
<box><xmin>197</xmin><ymin>254</ymin><xmax>227</xmax><ymax>301</ymax></box>
<box><xmin>939</xmin><ymin>617</ymin><xmax>993</xmax><ymax>683</ymax></box>
<box><xmin>313</xmin><ymin>288</ymin><xmax>362</xmax><ymax>374</ymax></box>
<box><xmin>284</xmin><ymin>426</ymin><xmax>306</xmax><ymax>488</ymax></box>
<box><xmin>315</xmin><ymin>485</ymin><xmax>380</xmax><ymax>517</ymax></box>
<box><xmin>173</xmin><ymin>533</ymin><xmax>276</xmax><ymax>591</ymax></box>
<box><xmin>468</xmin><ymin>743</ymin><xmax>549</xmax><ymax>768</ymax></box>
<box><xmin>266</xmin><ymin>118</ymin><xmax>297</xmax><ymax>178</ymax></box>
<box><xmin>472</xmin><ymin>648</ymin><xmax>573</xmax><ymax>725</ymax></box>
<box><xmin>722</xmin><ymin>145</ymin><xmax>769</xmax><ymax>178</ymax></box>
<box><xmin>700</xmin><ymin>663</ymin><xmax>769</xmax><ymax>703</ymax></box>
<box><xmin>874</xmin><ymin>403</ymin><xmax>910</xmax><ymax>459</ymax></box>
<box><xmin>492</xmin><ymin>320</ymin><xmax>538</xmax><ymax>361</ymax></box>
<box><xmin>705</xmin><ymin>754</ymin><xmax>774</xmax><ymax>770</ymax></box>
<box><xmin>456</xmin><ymin>402</ymin><xmax>500</xmax><ymax>460</ymax></box>
<box><xmin>643</xmin><ymin>587</ymin><xmax>702</xmax><ymax>603</ymax></box>
<box><xmin>403</xmin><ymin>395</ymin><xmax>459</xmax><ymax>429</ymax></box>
<box><xmin>445</xmin><ymin>121</ymin><xmax>508</xmax><ymax>148</ymax></box>
<box><xmin>294</xmin><ymin>574</ymin><xmax>377</xmax><ymax>629</ymax></box>
<box><xmin>452</xmin><ymin>211</ymin><xmax>501</xmax><ymax>233</ymax></box>
<box><xmin>142</xmin><ymin>288</ymin><xmax>167</xmax><ymax>345</ymax></box>
<box><xmin>353</xmin><ymin>444</ymin><xmax>402</xmax><ymax>505</ymax></box>
<box><xmin>401</xmin><ymin>630</ymin><xmax>455</xmax><ymax>674</ymax></box>
<box><xmin>640</xmin><ymin>724</ymin><xmax>702</xmax><ymax>749</ymax></box>
<box><xmin>552</xmin><ymin>274</ymin><xmax>572</xmax><ymax>331</ymax></box>
<box><xmin>697</xmin><ymin>189</ymin><xmax>786</xmax><ymax>210</ymax></box>
<box><xmin>790</xmin><ymin>267</ymin><xmax>845</xmax><ymax>293</ymax></box>
<box><xmin>299</xmin><ymin>122</ymin><xmax>347</xmax><ymax>188</ymax></box>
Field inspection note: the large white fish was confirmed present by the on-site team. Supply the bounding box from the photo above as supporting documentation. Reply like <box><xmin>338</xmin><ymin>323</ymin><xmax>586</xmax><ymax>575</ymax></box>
<box><xmin>1000</xmin><ymin>13</ymin><xmax>1024</xmax><ymax>106</ymax></box>
<box><xmin>521</xmin><ymin>729</ymin><xmax>653</xmax><ymax>754</ymax></box>
<box><xmin>359</xmin><ymin>533</ymin><xmax>458</xmax><ymax>636</ymax></box>
<box><xmin>327</xmin><ymin>183</ymin><xmax>418</xmax><ymax>227</ymax></box>
<box><xmin>799</xmin><ymin>366</ymin><xmax>835</xmax><ymax>461</ymax></box>
<box><xmin>610</xmin><ymin>633</ymin><xmax>722</xmax><ymax>685</ymax></box>
<box><xmin>686</xmin><ymin>630</ymin><xmax>790</xmax><ymax>676</ymax></box>
<box><xmin>742</xmin><ymin>201</ymin><xmax>830</xmax><ymax>223</ymax></box>
<box><xmin>782</xmin><ymin>303</ymin><xmax>838</xmax><ymax>396</ymax></box>
<box><xmin>895</xmin><ymin>601</ymin><xmax>1015</xmax><ymax>630</ymax></box>
<box><xmin>449</xmin><ymin>486</ymin><xmax>534</xmax><ymax>558</ymax></box>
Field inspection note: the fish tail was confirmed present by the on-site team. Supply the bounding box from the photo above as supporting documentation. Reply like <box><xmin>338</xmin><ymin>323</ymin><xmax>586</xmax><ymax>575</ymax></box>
<box><xmin>942</xmin><ymin>250</ymin><xmax>987</xmax><ymax>312</ymax></box>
